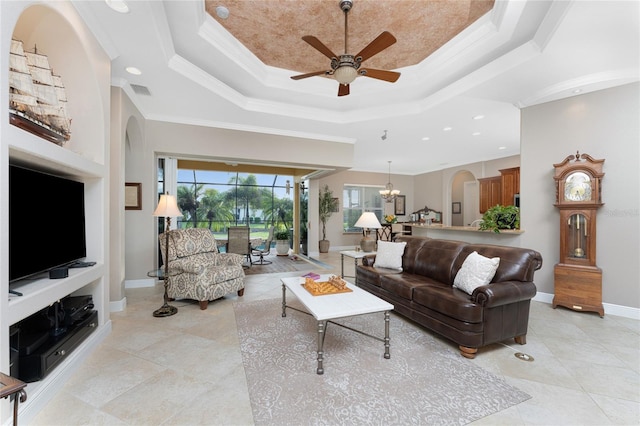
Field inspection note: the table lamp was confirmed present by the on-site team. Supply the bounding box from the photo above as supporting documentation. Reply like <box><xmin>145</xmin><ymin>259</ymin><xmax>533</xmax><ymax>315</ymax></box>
<box><xmin>152</xmin><ymin>192</ymin><xmax>183</xmax><ymax>317</ymax></box>
<box><xmin>354</xmin><ymin>212</ymin><xmax>381</xmax><ymax>252</ymax></box>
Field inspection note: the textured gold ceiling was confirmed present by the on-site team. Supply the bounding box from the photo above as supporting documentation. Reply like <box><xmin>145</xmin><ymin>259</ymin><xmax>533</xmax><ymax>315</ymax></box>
<box><xmin>205</xmin><ymin>0</ymin><xmax>494</xmax><ymax>74</ymax></box>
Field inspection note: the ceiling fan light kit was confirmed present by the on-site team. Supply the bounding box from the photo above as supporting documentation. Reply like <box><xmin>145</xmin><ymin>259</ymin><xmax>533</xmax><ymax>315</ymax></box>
<box><xmin>291</xmin><ymin>0</ymin><xmax>400</xmax><ymax>96</ymax></box>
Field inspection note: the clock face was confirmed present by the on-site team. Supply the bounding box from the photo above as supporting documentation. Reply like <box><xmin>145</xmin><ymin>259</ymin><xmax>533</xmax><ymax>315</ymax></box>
<box><xmin>564</xmin><ymin>172</ymin><xmax>592</xmax><ymax>201</ymax></box>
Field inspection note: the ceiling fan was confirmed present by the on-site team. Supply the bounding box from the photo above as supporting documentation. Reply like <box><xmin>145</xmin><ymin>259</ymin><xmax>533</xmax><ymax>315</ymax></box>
<box><xmin>290</xmin><ymin>0</ymin><xmax>401</xmax><ymax>97</ymax></box>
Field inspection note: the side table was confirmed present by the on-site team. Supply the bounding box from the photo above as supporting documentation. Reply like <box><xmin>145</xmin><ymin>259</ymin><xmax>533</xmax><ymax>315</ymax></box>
<box><xmin>339</xmin><ymin>250</ymin><xmax>376</xmax><ymax>280</ymax></box>
<box><xmin>0</xmin><ymin>372</ymin><xmax>27</xmax><ymax>426</ymax></box>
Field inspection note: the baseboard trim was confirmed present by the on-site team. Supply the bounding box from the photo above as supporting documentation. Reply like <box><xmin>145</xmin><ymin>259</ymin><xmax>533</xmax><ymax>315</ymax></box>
<box><xmin>109</xmin><ymin>296</ymin><xmax>127</xmax><ymax>313</ymax></box>
<box><xmin>534</xmin><ymin>291</ymin><xmax>640</xmax><ymax>320</ymax></box>
<box><xmin>125</xmin><ymin>277</ymin><xmax>155</xmax><ymax>289</ymax></box>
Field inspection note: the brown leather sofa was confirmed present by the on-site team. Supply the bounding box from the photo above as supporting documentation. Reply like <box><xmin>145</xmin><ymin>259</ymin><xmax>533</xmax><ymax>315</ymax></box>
<box><xmin>356</xmin><ymin>236</ymin><xmax>543</xmax><ymax>358</ymax></box>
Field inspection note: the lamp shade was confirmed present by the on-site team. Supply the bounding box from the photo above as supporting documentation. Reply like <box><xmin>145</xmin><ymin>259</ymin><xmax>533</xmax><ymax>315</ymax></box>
<box><xmin>354</xmin><ymin>212</ymin><xmax>382</xmax><ymax>229</ymax></box>
<box><xmin>153</xmin><ymin>194</ymin><xmax>183</xmax><ymax>217</ymax></box>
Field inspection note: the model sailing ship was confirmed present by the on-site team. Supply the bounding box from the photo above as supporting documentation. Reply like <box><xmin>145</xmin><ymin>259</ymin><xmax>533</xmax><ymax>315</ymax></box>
<box><xmin>9</xmin><ymin>39</ymin><xmax>71</xmax><ymax>145</ymax></box>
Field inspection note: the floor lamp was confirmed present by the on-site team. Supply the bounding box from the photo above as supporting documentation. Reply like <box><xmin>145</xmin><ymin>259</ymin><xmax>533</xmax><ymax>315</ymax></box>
<box><xmin>354</xmin><ymin>212</ymin><xmax>382</xmax><ymax>252</ymax></box>
<box><xmin>153</xmin><ymin>192</ymin><xmax>183</xmax><ymax>317</ymax></box>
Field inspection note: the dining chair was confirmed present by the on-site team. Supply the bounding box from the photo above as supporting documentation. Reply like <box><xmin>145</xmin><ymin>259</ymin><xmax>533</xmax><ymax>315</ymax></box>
<box><xmin>251</xmin><ymin>226</ymin><xmax>274</xmax><ymax>265</ymax></box>
<box><xmin>227</xmin><ymin>226</ymin><xmax>252</xmax><ymax>267</ymax></box>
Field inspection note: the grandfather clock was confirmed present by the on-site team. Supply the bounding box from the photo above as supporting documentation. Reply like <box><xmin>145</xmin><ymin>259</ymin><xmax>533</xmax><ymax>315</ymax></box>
<box><xmin>552</xmin><ymin>152</ymin><xmax>605</xmax><ymax>316</ymax></box>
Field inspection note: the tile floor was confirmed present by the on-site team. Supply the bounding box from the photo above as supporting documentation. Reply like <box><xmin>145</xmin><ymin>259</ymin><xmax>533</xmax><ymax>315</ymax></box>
<box><xmin>31</xmin><ymin>251</ymin><xmax>639</xmax><ymax>425</ymax></box>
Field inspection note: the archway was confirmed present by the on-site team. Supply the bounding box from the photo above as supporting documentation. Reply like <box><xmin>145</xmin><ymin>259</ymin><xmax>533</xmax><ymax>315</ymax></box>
<box><xmin>450</xmin><ymin>170</ymin><xmax>477</xmax><ymax>226</ymax></box>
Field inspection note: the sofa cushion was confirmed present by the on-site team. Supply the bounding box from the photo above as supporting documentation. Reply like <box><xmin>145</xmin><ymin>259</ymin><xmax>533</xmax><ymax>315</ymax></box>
<box><xmin>453</xmin><ymin>251</ymin><xmax>500</xmax><ymax>295</ymax></box>
<box><xmin>374</xmin><ymin>240</ymin><xmax>407</xmax><ymax>270</ymax></box>
<box><xmin>457</xmin><ymin>244</ymin><xmax>543</xmax><ymax>283</ymax></box>
<box><xmin>413</xmin><ymin>285</ymin><xmax>484</xmax><ymax>323</ymax></box>
<box><xmin>380</xmin><ymin>273</ymin><xmax>435</xmax><ymax>301</ymax></box>
<box><xmin>412</xmin><ymin>239</ymin><xmax>467</xmax><ymax>284</ymax></box>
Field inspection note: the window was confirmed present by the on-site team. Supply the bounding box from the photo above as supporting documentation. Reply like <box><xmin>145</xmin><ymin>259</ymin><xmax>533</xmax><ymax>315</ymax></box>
<box><xmin>175</xmin><ymin>169</ymin><xmax>293</xmax><ymax>235</ymax></box>
<box><xmin>343</xmin><ymin>185</ymin><xmax>384</xmax><ymax>232</ymax></box>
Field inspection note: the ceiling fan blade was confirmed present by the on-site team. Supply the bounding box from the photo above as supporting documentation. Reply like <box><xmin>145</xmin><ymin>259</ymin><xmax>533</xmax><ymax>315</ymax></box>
<box><xmin>355</xmin><ymin>31</ymin><xmax>397</xmax><ymax>62</ymax></box>
<box><xmin>302</xmin><ymin>35</ymin><xmax>338</xmax><ymax>60</ymax></box>
<box><xmin>359</xmin><ymin>68</ymin><xmax>401</xmax><ymax>83</ymax></box>
<box><xmin>338</xmin><ymin>84</ymin><xmax>350</xmax><ymax>97</ymax></box>
<box><xmin>290</xmin><ymin>70</ymin><xmax>330</xmax><ymax>80</ymax></box>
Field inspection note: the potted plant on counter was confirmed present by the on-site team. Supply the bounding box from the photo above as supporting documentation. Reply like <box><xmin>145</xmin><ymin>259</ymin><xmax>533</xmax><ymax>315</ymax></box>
<box><xmin>319</xmin><ymin>184</ymin><xmax>339</xmax><ymax>253</ymax></box>
<box><xmin>479</xmin><ymin>205</ymin><xmax>520</xmax><ymax>233</ymax></box>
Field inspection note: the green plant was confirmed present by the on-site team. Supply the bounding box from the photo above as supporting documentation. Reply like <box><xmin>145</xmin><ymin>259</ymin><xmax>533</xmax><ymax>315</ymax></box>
<box><xmin>275</xmin><ymin>230</ymin><xmax>290</xmax><ymax>240</ymax></box>
<box><xmin>319</xmin><ymin>184</ymin><xmax>339</xmax><ymax>240</ymax></box>
<box><xmin>479</xmin><ymin>205</ymin><xmax>520</xmax><ymax>233</ymax></box>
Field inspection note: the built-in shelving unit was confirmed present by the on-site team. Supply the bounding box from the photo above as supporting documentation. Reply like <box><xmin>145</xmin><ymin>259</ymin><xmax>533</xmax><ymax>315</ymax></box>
<box><xmin>1</xmin><ymin>3</ymin><xmax>111</xmax><ymax>424</ymax></box>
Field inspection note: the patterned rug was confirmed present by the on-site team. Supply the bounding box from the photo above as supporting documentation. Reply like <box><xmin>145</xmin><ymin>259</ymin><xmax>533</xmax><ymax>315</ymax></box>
<box><xmin>243</xmin><ymin>253</ymin><xmax>329</xmax><ymax>275</ymax></box>
<box><xmin>234</xmin><ymin>299</ymin><xmax>531</xmax><ymax>426</ymax></box>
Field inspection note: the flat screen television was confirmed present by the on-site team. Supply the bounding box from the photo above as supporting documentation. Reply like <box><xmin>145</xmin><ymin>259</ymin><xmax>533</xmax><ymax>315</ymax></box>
<box><xmin>9</xmin><ymin>164</ymin><xmax>87</xmax><ymax>283</ymax></box>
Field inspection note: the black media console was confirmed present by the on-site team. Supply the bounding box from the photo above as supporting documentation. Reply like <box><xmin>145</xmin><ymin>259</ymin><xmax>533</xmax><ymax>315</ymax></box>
<box><xmin>12</xmin><ymin>295</ymin><xmax>97</xmax><ymax>382</ymax></box>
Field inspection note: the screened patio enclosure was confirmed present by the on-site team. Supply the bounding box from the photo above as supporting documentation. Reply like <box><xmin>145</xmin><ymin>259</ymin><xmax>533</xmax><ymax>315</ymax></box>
<box><xmin>155</xmin><ymin>158</ymin><xmax>310</xmax><ymax>255</ymax></box>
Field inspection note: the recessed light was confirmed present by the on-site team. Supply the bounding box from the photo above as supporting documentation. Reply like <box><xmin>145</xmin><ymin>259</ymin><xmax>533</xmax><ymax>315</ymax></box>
<box><xmin>105</xmin><ymin>0</ymin><xmax>129</xmax><ymax>13</ymax></box>
<box><xmin>472</xmin><ymin>132</ymin><xmax>481</xmax><ymax>136</ymax></box>
<box><xmin>216</xmin><ymin>6</ymin><xmax>230</xmax><ymax>19</ymax></box>
<box><xmin>472</xmin><ymin>115</ymin><xmax>485</xmax><ymax>120</ymax></box>
<box><xmin>421</xmin><ymin>136</ymin><xmax>430</xmax><ymax>141</ymax></box>
<box><xmin>498</xmin><ymin>146</ymin><xmax>507</xmax><ymax>150</ymax></box>
<box><xmin>443</xmin><ymin>127</ymin><xmax>452</xmax><ymax>132</ymax></box>
<box><xmin>573</xmin><ymin>89</ymin><xmax>582</xmax><ymax>94</ymax></box>
<box><xmin>126</xmin><ymin>66</ymin><xmax>142</xmax><ymax>75</ymax></box>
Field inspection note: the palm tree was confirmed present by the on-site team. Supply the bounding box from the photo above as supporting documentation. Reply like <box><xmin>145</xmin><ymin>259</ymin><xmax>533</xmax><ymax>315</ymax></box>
<box><xmin>177</xmin><ymin>184</ymin><xmax>202</xmax><ymax>227</ymax></box>
<box><xmin>224</xmin><ymin>174</ymin><xmax>261</xmax><ymax>225</ymax></box>
<box><xmin>199</xmin><ymin>188</ymin><xmax>234</xmax><ymax>231</ymax></box>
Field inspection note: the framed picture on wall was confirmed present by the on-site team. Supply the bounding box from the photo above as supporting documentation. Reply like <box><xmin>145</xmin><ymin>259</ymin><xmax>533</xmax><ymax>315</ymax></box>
<box><xmin>452</xmin><ymin>202</ymin><xmax>461</xmax><ymax>214</ymax></box>
<box><xmin>125</xmin><ymin>182</ymin><xmax>142</xmax><ymax>210</ymax></box>
<box><xmin>394</xmin><ymin>195</ymin><xmax>406</xmax><ymax>215</ymax></box>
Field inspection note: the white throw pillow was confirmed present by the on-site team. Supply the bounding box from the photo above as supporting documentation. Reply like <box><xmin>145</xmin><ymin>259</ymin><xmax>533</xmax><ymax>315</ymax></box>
<box><xmin>453</xmin><ymin>251</ymin><xmax>500</xmax><ymax>295</ymax></box>
<box><xmin>374</xmin><ymin>240</ymin><xmax>407</xmax><ymax>271</ymax></box>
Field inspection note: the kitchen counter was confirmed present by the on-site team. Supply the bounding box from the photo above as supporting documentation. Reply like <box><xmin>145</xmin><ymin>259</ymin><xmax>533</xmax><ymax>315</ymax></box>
<box><xmin>405</xmin><ymin>223</ymin><xmax>525</xmax><ymax>246</ymax></box>
<box><xmin>406</xmin><ymin>223</ymin><xmax>524</xmax><ymax>234</ymax></box>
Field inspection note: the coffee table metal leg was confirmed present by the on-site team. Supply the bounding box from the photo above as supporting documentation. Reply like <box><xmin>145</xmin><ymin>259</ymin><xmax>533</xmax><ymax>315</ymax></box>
<box><xmin>317</xmin><ymin>320</ymin><xmax>327</xmax><ymax>374</ymax></box>
<box><xmin>384</xmin><ymin>310</ymin><xmax>391</xmax><ymax>359</ymax></box>
<box><xmin>281</xmin><ymin>284</ymin><xmax>287</xmax><ymax>317</ymax></box>
<box><xmin>340</xmin><ymin>253</ymin><xmax>345</xmax><ymax>278</ymax></box>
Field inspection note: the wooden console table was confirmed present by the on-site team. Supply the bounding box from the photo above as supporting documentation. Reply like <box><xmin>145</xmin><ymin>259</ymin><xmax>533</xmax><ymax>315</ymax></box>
<box><xmin>0</xmin><ymin>372</ymin><xmax>27</xmax><ymax>425</ymax></box>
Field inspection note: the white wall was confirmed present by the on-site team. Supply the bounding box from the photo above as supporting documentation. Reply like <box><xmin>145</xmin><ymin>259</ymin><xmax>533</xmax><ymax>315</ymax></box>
<box><xmin>520</xmin><ymin>83</ymin><xmax>640</xmax><ymax>309</ymax></box>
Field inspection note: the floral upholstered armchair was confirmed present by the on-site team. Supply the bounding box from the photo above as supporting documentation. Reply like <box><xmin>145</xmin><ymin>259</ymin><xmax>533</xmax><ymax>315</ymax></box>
<box><xmin>159</xmin><ymin>228</ymin><xmax>245</xmax><ymax>310</ymax></box>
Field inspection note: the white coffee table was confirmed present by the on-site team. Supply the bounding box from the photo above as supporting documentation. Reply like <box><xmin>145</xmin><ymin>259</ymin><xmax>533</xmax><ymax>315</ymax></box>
<box><xmin>281</xmin><ymin>275</ymin><xmax>393</xmax><ymax>374</ymax></box>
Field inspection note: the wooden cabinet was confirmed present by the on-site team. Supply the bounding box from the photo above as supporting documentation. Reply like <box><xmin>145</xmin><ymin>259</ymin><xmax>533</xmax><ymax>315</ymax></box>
<box><xmin>478</xmin><ymin>176</ymin><xmax>502</xmax><ymax>213</ymax></box>
<box><xmin>478</xmin><ymin>167</ymin><xmax>520</xmax><ymax>213</ymax></box>
<box><xmin>500</xmin><ymin>167</ymin><xmax>520</xmax><ymax>207</ymax></box>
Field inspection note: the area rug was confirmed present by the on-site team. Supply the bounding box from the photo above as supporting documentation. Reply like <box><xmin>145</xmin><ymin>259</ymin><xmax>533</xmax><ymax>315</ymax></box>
<box><xmin>234</xmin><ymin>298</ymin><xmax>531</xmax><ymax>426</ymax></box>
<box><xmin>243</xmin><ymin>253</ymin><xmax>329</xmax><ymax>275</ymax></box>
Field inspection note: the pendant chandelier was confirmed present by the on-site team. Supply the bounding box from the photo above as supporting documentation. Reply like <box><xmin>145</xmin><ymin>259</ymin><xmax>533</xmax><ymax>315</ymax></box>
<box><xmin>380</xmin><ymin>160</ymin><xmax>400</xmax><ymax>202</ymax></box>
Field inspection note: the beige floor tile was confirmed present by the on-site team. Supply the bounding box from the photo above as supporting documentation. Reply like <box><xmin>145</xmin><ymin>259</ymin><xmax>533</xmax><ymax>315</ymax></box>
<box><xmin>100</xmin><ymin>368</ymin><xmax>218</xmax><ymax>425</ymax></box>
<box><xmin>65</xmin><ymin>355</ymin><xmax>167</xmax><ymax>408</ymax></box>
<box><xmin>30</xmin><ymin>391</ymin><xmax>128</xmax><ymax>426</ymax></box>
